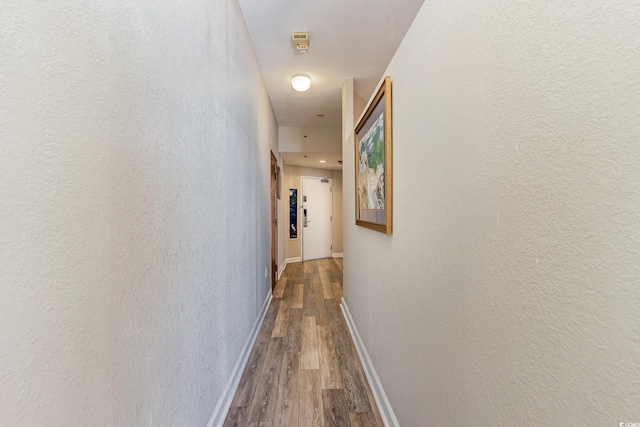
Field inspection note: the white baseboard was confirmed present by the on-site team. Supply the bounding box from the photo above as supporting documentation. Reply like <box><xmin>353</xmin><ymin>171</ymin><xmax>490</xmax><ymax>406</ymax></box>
<box><xmin>285</xmin><ymin>257</ymin><xmax>302</xmax><ymax>265</ymax></box>
<box><xmin>278</xmin><ymin>262</ymin><xmax>285</xmax><ymax>280</ymax></box>
<box><xmin>340</xmin><ymin>298</ymin><xmax>399</xmax><ymax>427</ymax></box>
<box><xmin>332</xmin><ymin>253</ymin><xmax>343</xmax><ymax>258</ymax></box>
<box><xmin>207</xmin><ymin>292</ymin><xmax>273</xmax><ymax>427</ymax></box>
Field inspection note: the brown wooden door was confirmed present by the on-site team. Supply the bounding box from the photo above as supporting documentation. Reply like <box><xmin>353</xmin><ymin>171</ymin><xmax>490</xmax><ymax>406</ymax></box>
<box><xmin>270</xmin><ymin>152</ymin><xmax>278</xmax><ymax>290</ymax></box>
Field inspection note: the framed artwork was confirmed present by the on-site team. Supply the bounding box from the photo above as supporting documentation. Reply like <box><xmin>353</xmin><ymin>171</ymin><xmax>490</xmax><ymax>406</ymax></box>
<box><xmin>354</xmin><ymin>76</ymin><xmax>392</xmax><ymax>234</ymax></box>
<box><xmin>289</xmin><ymin>189</ymin><xmax>298</xmax><ymax>239</ymax></box>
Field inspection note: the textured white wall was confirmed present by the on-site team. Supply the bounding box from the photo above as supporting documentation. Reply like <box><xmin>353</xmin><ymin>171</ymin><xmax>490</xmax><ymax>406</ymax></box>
<box><xmin>0</xmin><ymin>1</ymin><xmax>277</xmax><ymax>426</ymax></box>
<box><xmin>343</xmin><ymin>1</ymin><xmax>640</xmax><ymax>426</ymax></box>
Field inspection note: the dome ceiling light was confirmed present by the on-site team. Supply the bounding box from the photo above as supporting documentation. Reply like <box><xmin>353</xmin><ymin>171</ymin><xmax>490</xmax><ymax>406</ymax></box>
<box><xmin>291</xmin><ymin>74</ymin><xmax>311</xmax><ymax>92</ymax></box>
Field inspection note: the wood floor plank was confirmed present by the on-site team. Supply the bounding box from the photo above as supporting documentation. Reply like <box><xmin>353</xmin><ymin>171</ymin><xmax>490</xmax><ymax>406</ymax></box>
<box><xmin>284</xmin><ymin>308</ymin><xmax>303</xmax><ymax>352</ymax></box>
<box><xmin>292</xmin><ymin>261</ymin><xmax>304</xmax><ymax>278</ymax></box>
<box><xmin>317</xmin><ymin>324</ymin><xmax>343</xmax><ymax>390</ymax></box>
<box><xmin>326</xmin><ymin>300</ymin><xmax>371</xmax><ymax>413</ymax></box>
<box><xmin>321</xmin><ymin>259</ymin><xmax>338</xmax><ymax>284</ymax></box>
<box><xmin>223</xmin><ymin>406</ymin><xmax>248</xmax><ymax>427</ymax></box>
<box><xmin>262</xmin><ymin>299</ymin><xmax>282</xmax><ymax>336</ymax></box>
<box><xmin>273</xmin><ymin>351</ymin><xmax>300</xmax><ymax>427</ymax></box>
<box><xmin>248</xmin><ymin>337</ymin><xmax>285</xmax><ymax>423</ymax></box>
<box><xmin>331</xmin><ymin>282</ymin><xmax>342</xmax><ymax>301</ymax></box>
<box><xmin>352</xmin><ymin>338</ymin><xmax>386</xmax><ymax>426</ymax></box>
<box><xmin>313</xmin><ymin>290</ymin><xmax>329</xmax><ymax>326</ymax></box>
<box><xmin>312</xmin><ymin>277</ymin><xmax>329</xmax><ymax>326</ymax></box>
<box><xmin>272</xmin><ymin>300</ymin><xmax>291</xmax><ymax>337</ymax></box>
<box><xmin>322</xmin><ymin>389</ymin><xmax>351</xmax><ymax>427</ymax></box>
<box><xmin>329</xmin><ymin>259</ymin><xmax>343</xmax><ymax>281</ymax></box>
<box><xmin>273</xmin><ymin>277</ymin><xmax>286</xmax><ymax>299</ymax></box>
<box><xmin>291</xmin><ymin>284</ymin><xmax>304</xmax><ymax>309</ymax></box>
<box><xmin>301</xmin><ymin>316</ymin><xmax>320</xmax><ymax>369</ymax></box>
<box><xmin>300</xmin><ymin>369</ymin><xmax>324</xmax><ymax>426</ymax></box>
<box><xmin>231</xmin><ymin>299</ymin><xmax>281</xmax><ymax>407</ymax></box>
<box><xmin>249</xmin><ymin>423</ymin><xmax>272</xmax><ymax>427</ymax></box>
<box><xmin>348</xmin><ymin>411</ymin><xmax>379</xmax><ymax>427</ymax></box>
<box><xmin>322</xmin><ymin>280</ymin><xmax>334</xmax><ymax>299</ymax></box>
<box><xmin>304</xmin><ymin>261</ymin><xmax>319</xmax><ymax>281</ymax></box>
<box><xmin>361</xmin><ymin>370</ymin><xmax>385</xmax><ymax>427</ymax></box>
<box><xmin>328</xmin><ymin>259</ymin><xmax>341</xmax><ymax>278</ymax></box>
<box><xmin>303</xmin><ymin>281</ymin><xmax>315</xmax><ymax>317</ymax></box>
<box><xmin>319</xmin><ymin>268</ymin><xmax>333</xmax><ymax>299</ymax></box>
<box><xmin>282</xmin><ymin>275</ymin><xmax>295</xmax><ymax>299</ymax></box>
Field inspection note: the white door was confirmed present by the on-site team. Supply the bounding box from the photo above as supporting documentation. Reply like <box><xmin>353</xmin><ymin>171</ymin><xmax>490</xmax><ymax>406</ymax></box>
<box><xmin>302</xmin><ymin>177</ymin><xmax>332</xmax><ymax>260</ymax></box>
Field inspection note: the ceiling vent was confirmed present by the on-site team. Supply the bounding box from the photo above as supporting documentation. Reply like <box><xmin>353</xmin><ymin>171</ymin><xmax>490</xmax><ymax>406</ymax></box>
<box><xmin>292</xmin><ymin>32</ymin><xmax>309</xmax><ymax>53</ymax></box>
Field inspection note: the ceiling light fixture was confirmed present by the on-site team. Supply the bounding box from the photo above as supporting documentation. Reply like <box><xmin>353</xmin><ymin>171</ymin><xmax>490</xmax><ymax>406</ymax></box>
<box><xmin>291</xmin><ymin>74</ymin><xmax>311</xmax><ymax>92</ymax></box>
<box><xmin>319</xmin><ymin>160</ymin><xmax>327</xmax><ymax>163</ymax></box>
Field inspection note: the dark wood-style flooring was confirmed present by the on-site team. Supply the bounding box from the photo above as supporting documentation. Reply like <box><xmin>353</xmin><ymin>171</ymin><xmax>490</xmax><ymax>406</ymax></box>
<box><xmin>224</xmin><ymin>258</ymin><xmax>383</xmax><ymax>427</ymax></box>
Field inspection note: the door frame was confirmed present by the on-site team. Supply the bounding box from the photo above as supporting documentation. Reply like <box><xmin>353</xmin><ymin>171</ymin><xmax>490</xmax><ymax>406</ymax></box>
<box><xmin>301</xmin><ymin>175</ymin><xmax>333</xmax><ymax>261</ymax></box>
<box><xmin>270</xmin><ymin>152</ymin><xmax>278</xmax><ymax>290</ymax></box>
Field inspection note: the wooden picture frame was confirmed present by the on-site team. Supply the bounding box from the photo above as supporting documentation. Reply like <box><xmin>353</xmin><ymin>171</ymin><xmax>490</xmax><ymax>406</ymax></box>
<box><xmin>289</xmin><ymin>188</ymin><xmax>298</xmax><ymax>239</ymax></box>
<box><xmin>354</xmin><ymin>76</ymin><xmax>392</xmax><ymax>234</ymax></box>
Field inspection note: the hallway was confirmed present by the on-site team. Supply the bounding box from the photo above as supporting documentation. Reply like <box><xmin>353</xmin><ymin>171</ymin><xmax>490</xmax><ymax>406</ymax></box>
<box><xmin>224</xmin><ymin>259</ymin><xmax>383</xmax><ymax>426</ymax></box>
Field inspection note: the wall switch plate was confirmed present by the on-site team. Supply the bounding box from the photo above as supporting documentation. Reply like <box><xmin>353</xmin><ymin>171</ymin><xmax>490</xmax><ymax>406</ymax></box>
<box><xmin>265</xmin><ymin>267</ymin><xmax>268</xmax><ymax>278</ymax></box>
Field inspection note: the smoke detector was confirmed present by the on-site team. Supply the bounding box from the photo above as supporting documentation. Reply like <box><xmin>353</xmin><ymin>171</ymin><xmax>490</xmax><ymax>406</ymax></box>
<box><xmin>292</xmin><ymin>32</ymin><xmax>309</xmax><ymax>53</ymax></box>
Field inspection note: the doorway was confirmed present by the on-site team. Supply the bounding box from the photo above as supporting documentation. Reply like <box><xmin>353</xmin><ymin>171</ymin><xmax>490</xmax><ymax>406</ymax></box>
<box><xmin>302</xmin><ymin>176</ymin><xmax>332</xmax><ymax>260</ymax></box>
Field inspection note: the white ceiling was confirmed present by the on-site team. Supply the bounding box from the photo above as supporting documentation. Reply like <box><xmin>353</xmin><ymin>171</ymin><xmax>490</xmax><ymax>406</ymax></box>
<box><xmin>238</xmin><ymin>0</ymin><xmax>425</xmax><ymax>130</ymax></box>
<box><xmin>281</xmin><ymin>152</ymin><xmax>344</xmax><ymax>171</ymax></box>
